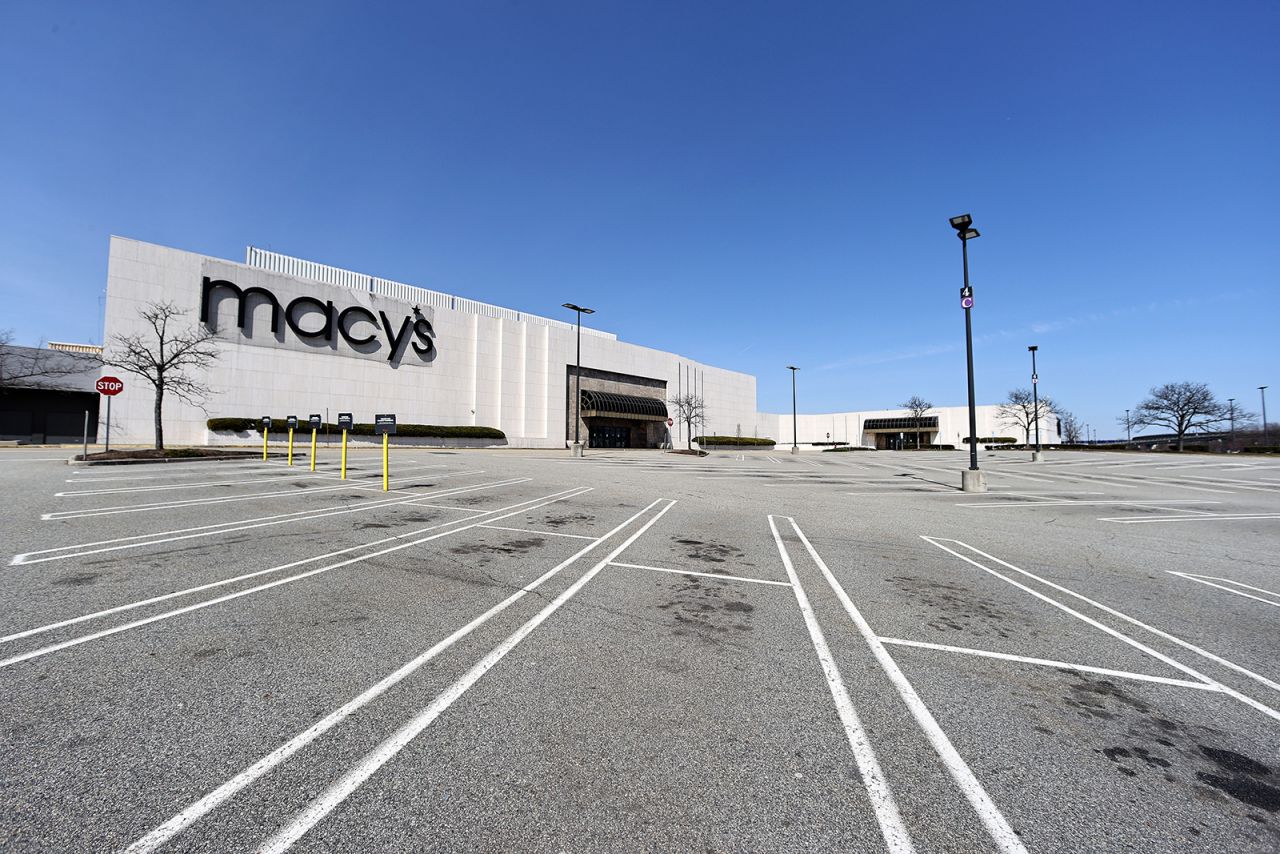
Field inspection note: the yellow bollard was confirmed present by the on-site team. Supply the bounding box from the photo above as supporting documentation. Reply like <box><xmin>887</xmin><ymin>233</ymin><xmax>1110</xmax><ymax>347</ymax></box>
<box><xmin>310</xmin><ymin>428</ymin><xmax>317</xmax><ymax>472</ymax></box>
<box><xmin>287</xmin><ymin>427</ymin><xmax>294</xmax><ymax>466</ymax></box>
<box><xmin>340</xmin><ymin>429</ymin><xmax>348</xmax><ymax>479</ymax></box>
<box><xmin>382</xmin><ymin>431</ymin><xmax>389</xmax><ymax>491</ymax></box>
<box><xmin>262</xmin><ymin>427</ymin><xmax>268</xmax><ymax>461</ymax></box>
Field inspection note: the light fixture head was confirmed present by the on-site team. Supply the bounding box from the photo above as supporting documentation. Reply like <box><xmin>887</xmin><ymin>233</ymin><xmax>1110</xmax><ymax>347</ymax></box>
<box><xmin>1028</xmin><ymin>345</ymin><xmax>1038</xmax><ymax>352</ymax></box>
<box><xmin>959</xmin><ymin>228</ymin><xmax>980</xmax><ymax>240</ymax></box>
<box><xmin>786</xmin><ymin>365</ymin><xmax>799</xmax><ymax>371</ymax></box>
<box><xmin>562</xmin><ymin>303</ymin><xmax>595</xmax><ymax>314</ymax></box>
<box><xmin>949</xmin><ymin>213</ymin><xmax>973</xmax><ymax>231</ymax></box>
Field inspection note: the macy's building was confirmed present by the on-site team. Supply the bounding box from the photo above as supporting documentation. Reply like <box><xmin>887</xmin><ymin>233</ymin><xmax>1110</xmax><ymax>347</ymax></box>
<box><xmin>98</xmin><ymin>237</ymin><xmax>1055</xmax><ymax>449</ymax></box>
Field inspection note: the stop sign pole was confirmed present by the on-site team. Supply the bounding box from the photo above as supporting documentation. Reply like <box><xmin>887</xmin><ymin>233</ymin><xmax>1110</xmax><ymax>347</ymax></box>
<box><xmin>95</xmin><ymin>376</ymin><xmax>124</xmax><ymax>453</ymax></box>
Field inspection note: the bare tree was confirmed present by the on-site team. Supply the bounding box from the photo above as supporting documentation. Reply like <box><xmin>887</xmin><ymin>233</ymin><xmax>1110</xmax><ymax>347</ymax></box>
<box><xmin>899</xmin><ymin>395</ymin><xmax>933</xmax><ymax>449</ymax></box>
<box><xmin>667</xmin><ymin>392</ymin><xmax>705</xmax><ymax>450</ymax></box>
<box><xmin>0</xmin><ymin>330</ymin><xmax>101</xmax><ymax>389</ymax></box>
<box><xmin>998</xmin><ymin>388</ymin><xmax>1056</xmax><ymax>445</ymax></box>
<box><xmin>1058</xmin><ymin>410</ymin><xmax>1083</xmax><ymax>444</ymax></box>
<box><xmin>1131</xmin><ymin>381</ymin><xmax>1228</xmax><ymax>451</ymax></box>
<box><xmin>107</xmin><ymin>302</ymin><xmax>220</xmax><ymax>450</ymax></box>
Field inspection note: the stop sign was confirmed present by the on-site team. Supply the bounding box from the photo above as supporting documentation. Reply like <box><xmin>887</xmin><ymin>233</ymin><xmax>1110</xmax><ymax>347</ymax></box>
<box><xmin>96</xmin><ymin>376</ymin><xmax>124</xmax><ymax>396</ymax></box>
<box><xmin>667</xmin><ymin>418</ymin><xmax>674</xmax><ymax>426</ymax></box>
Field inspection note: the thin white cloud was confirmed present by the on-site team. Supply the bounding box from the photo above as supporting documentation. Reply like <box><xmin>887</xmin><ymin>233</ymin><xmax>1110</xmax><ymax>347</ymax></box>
<box><xmin>815</xmin><ymin>290</ymin><xmax>1252</xmax><ymax>372</ymax></box>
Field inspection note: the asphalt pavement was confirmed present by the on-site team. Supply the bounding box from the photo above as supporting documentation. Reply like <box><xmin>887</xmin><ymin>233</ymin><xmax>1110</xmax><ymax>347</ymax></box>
<box><xmin>1</xmin><ymin>445</ymin><xmax>1278</xmax><ymax>852</ymax></box>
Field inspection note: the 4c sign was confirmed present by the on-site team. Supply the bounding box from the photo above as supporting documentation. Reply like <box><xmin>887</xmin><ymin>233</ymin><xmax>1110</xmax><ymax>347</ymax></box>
<box><xmin>96</xmin><ymin>376</ymin><xmax>124</xmax><ymax>396</ymax></box>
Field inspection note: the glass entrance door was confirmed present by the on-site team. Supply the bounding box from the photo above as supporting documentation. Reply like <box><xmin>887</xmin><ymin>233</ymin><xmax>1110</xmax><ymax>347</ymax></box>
<box><xmin>588</xmin><ymin>425</ymin><xmax>630</xmax><ymax>448</ymax></box>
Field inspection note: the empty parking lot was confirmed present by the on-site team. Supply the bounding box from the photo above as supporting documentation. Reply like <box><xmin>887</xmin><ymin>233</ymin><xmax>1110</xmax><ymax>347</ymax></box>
<box><xmin>1</xmin><ymin>446</ymin><xmax>1278</xmax><ymax>852</ymax></box>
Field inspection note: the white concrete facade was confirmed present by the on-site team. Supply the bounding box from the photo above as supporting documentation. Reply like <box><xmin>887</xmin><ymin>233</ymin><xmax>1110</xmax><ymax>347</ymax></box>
<box><xmin>102</xmin><ymin>238</ymin><xmax>760</xmax><ymax>448</ymax></box>
<box><xmin>101</xmin><ymin>237</ymin><xmax>1057</xmax><ymax>451</ymax></box>
<box><xmin>762</xmin><ymin>404</ymin><xmax>1060</xmax><ymax>450</ymax></box>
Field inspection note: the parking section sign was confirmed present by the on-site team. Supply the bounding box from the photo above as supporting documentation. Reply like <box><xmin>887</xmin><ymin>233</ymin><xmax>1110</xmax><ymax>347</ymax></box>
<box><xmin>338</xmin><ymin>413</ymin><xmax>353</xmax><ymax>431</ymax></box>
<box><xmin>374</xmin><ymin>414</ymin><xmax>397</xmax><ymax>435</ymax></box>
<box><xmin>309</xmin><ymin>414</ymin><xmax>322</xmax><ymax>429</ymax></box>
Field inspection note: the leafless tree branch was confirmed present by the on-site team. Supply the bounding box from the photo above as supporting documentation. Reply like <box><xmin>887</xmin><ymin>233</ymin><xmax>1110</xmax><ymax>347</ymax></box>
<box><xmin>105</xmin><ymin>301</ymin><xmax>220</xmax><ymax>449</ymax></box>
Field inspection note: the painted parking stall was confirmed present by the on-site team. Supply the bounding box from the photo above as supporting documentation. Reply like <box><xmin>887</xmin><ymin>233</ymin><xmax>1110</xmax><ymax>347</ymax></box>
<box><xmin>0</xmin><ymin>447</ymin><xmax>1277</xmax><ymax>851</ymax></box>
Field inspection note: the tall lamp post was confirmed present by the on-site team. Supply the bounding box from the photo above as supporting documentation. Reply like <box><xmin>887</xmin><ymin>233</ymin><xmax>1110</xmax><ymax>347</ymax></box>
<box><xmin>1227</xmin><ymin>399</ymin><xmax>1235</xmax><ymax>448</ymax></box>
<box><xmin>562</xmin><ymin>303</ymin><xmax>595</xmax><ymax>456</ymax></box>
<box><xmin>1261</xmin><ymin>386</ymin><xmax>1270</xmax><ymax>447</ymax></box>
<box><xmin>950</xmin><ymin>213</ymin><xmax>985</xmax><ymax>492</ymax></box>
<box><xmin>1028</xmin><ymin>345</ymin><xmax>1043</xmax><ymax>461</ymax></box>
<box><xmin>1125</xmin><ymin>409</ymin><xmax>1132</xmax><ymax>444</ymax></box>
<box><xmin>787</xmin><ymin>366</ymin><xmax>800</xmax><ymax>454</ymax></box>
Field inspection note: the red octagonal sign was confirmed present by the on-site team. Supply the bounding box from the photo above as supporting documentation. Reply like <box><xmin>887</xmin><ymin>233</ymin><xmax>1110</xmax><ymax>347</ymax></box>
<box><xmin>96</xmin><ymin>376</ymin><xmax>124</xmax><ymax>396</ymax></box>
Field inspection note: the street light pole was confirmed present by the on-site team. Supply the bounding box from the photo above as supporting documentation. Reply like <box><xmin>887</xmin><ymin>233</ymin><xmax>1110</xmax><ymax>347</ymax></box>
<box><xmin>949</xmin><ymin>214</ymin><xmax>984</xmax><ymax>492</ymax></box>
<box><xmin>562</xmin><ymin>303</ymin><xmax>595</xmax><ymax>456</ymax></box>
<box><xmin>1227</xmin><ymin>399</ymin><xmax>1235</xmax><ymax>448</ymax></box>
<box><xmin>786</xmin><ymin>366</ymin><xmax>799</xmax><ymax>455</ymax></box>
<box><xmin>1261</xmin><ymin>386</ymin><xmax>1270</xmax><ymax>447</ymax></box>
<box><xmin>1028</xmin><ymin>345</ymin><xmax>1042</xmax><ymax>461</ymax></box>
<box><xmin>1125</xmin><ymin>409</ymin><xmax>1131</xmax><ymax>444</ymax></box>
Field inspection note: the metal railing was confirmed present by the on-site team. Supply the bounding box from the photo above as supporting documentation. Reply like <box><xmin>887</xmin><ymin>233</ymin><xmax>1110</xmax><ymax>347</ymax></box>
<box><xmin>245</xmin><ymin>246</ymin><xmax>615</xmax><ymax>339</ymax></box>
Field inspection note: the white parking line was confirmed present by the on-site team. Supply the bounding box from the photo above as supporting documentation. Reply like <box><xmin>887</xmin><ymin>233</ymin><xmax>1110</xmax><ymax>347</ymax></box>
<box><xmin>43</xmin><ymin>465</ymin><xmax>465</xmax><ymax>519</ymax></box>
<box><xmin>253</xmin><ymin>499</ymin><xmax>679</xmax><ymax>854</ymax></box>
<box><xmin>1167</xmin><ymin>572</ymin><xmax>1280</xmax><ymax>608</ymax></box>
<box><xmin>408</xmin><ymin>503</ymin><xmax>488</xmax><ymax>515</ymax></box>
<box><xmin>11</xmin><ymin>478</ymin><xmax>530</xmax><ymax>566</ymax></box>
<box><xmin>122</xmin><ymin>497</ymin><xmax>674</xmax><ymax>854</ymax></box>
<box><xmin>780</xmin><ymin>518</ymin><xmax>1027</xmax><ymax>854</ymax></box>
<box><xmin>0</xmin><ymin>487</ymin><xmax>592</xmax><ymax>669</ymax></box>
<box><xmin>54</xmin><ymin>469</ymin><xmax>422</xmax><ymax>496</ymax></box>
<box><xmin>767</xmin><ymin>516</ymin><xmax>915</xmax><ymax>854</ymax></box>
<box><xmin>878</xmin><ymin>637</ymin><xmax>1222</xmax><ymax>691</ymax></box>
<box><xmin>956</xmin><ymin>499</ymin><xmax>1220</xmax><ymax>509</ymax></box>
<box><xmin>478</xmin><ymin>524</ymin><xmax>597</xmax><ymax>540</ymax></box>
<box><xmin>608</xmin><ymin>561</ymin><xmax>792</xmax><ymax>587</ymax></box>
<box><xmin>921</xmin><ymin>537</ymin><xmax>1280</xmax><ymax>722</ymax></box>
<box><xmin>1098</xmin><ymin>513</ymin><xmax>1280</xmax><ymax>524</ymax></box>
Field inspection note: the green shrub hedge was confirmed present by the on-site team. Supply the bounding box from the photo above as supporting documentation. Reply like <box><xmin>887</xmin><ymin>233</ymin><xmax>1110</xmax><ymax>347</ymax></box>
<box><xmin>207</xmin><ymin>418</ymin><xmax>505</xmax><ymax>440</ymax></box>
<box><xmin>963</xmin><ymin>436</ymin><xmax>1017</xmax><ymax>444</ymax></box>
<box><xmin>823</xmin><ymin>445</ymin><xmax>875</xmax><ymax>452</ymax></box>
<box><xmin>693</xmin><ymin>436</ymin><xmax>775</xmax><ymax>446</ymax></box>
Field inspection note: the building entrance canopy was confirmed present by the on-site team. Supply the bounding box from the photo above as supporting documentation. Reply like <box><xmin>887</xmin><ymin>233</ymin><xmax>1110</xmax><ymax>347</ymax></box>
<box><xmin>579</xmin><ymin>390</ymin><xmax>669</xmax><ymax>421</ymax></box>
<box><xmin>862</xmin><ymin>416</ymin><xmax>939</xmax><ymax>431</ymax></box>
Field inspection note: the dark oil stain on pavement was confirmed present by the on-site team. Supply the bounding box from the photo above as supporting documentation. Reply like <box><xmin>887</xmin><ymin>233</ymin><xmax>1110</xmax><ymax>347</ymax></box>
<box><xmin>675</xmin><ymin>538</ymin><xmax>747</xmax><ymax>565</ymax></box>
<box><xmin>51</xmin><ymin>571</ymin><xmax>100</xmax><ymax>586</ymax></box>
<box><xmin>657</xmin><ymin>576</ymin><xmax>755</xmax><ymax>642</ymax></box>
<box><xmin>891</xmin><ymin>575</ymin><xmax>1025</xmax><ymax>639</ymax></box>
<box><xmin>1196</xmin><ymin>746</ymin><xmax>1280</xmax><ymax>813</ymax></box>
<box><xmin>541</xmin><ymin>512</ymin><xmax>594</xmax><ymax>529</ymax></box>
<box><xmin>450</xmin><ymin>538</ymin><xmax>545</xmax><ymax>556</ymax></box>
<box><xmin>1057</xmin><ymin>676</ymin><xmax>1280</xmax><ymax>831</ymax></box>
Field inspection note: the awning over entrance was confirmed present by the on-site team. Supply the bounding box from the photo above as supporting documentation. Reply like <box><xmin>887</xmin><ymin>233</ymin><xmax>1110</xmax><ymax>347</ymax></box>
<box><xmin>863</xmin><ymin>416</ymin><xmax>939</xmax><ymax>430</ymax></box>
<box><xmin>579</xmin><ymin>390</ymin><xmax>669</xmax><ymax>421</ymax></box>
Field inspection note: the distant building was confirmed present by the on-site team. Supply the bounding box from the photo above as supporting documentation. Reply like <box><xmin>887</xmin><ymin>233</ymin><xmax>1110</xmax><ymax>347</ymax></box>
<box><xmin>0</xmin><ymin>344</ymin><xmax>101</xmax><ymax>443</ymax></box>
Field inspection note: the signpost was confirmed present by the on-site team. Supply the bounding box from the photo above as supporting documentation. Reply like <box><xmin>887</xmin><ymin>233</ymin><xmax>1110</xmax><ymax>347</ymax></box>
<box><xmin>308</xmin><ymin>414</ymin><xmax>322</xmax><ymax>471</ymax></box>
<box><xmin>960</xmin><ymin>286</ymin><xmax>974</xmax><ymax>310</ymax></box>
<box><xmin>338</xmin><ymin>413</ymin><xmax>353</xmax><ymax>479</ymax></box>
<box><xmin>261</xmin><ymin>417</ymin><xmax>272</xmax><ymax>461</ymax></box>
<box><xmin>95</xmin><ymin>376</ymin><xmax>123</xmax><ymax>453</ymax></box>
<box><xmin>375</xmin><ymin>414</ymin><xmax>396</xmax><ymax>491</ymax></box>
<box><xmin>286</xmin><ymin>416</ymin><xmax>298</xmax><ymax>466</ymax></box>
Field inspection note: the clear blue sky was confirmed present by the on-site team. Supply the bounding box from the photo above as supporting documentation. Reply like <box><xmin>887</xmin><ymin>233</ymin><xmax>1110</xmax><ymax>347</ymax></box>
<box><xmin>2</xmin><ymin>1</ymin><xmax>1276</xmax><ymax>436</ymax></box>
